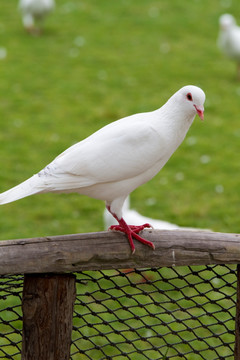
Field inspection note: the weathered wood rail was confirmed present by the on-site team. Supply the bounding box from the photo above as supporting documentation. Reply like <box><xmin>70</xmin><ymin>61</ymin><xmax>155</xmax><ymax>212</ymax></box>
<box><xmin>1</xmin><ymin>229</ymin><xmax>240</xmax><ymax>359</ymax></box>
<box><xmin>1</xmin><ymin>229</ymin><xmax>240</xmax><ymax>275</ymax></box>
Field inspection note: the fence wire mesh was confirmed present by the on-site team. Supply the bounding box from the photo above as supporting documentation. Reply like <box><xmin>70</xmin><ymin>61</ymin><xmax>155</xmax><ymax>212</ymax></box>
<box><xmin>0</xmin><ymin>265</ymin><xmax>237</xmax><ymax>360</ymax></box>
<box><xmin>0</xmin><ymin>275</ymin><xmax>23</xmax><ymax>359</ymax></box>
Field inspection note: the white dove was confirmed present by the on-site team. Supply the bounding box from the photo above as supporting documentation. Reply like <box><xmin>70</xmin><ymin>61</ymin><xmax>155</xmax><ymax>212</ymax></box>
<box><xmin>218</xmin><ymin>14</ymin><xmax>240</xmax><ymax>78</ymax></box>
<box><xmin>0</xmin><ymin>85</ymin><xmax>205</xmax><ymax>253</ymax></box>
<box><xmin>18</xmin><ymin>0</ymin><xmax>55</xmax><ymax>35</ymax></box>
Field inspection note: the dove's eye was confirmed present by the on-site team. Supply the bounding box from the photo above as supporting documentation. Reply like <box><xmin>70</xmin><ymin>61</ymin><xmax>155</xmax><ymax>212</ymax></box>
<box><xmin>186</xmin><ymin>93</ymin><xmax>193</xmax><ymax>101</ymax></box>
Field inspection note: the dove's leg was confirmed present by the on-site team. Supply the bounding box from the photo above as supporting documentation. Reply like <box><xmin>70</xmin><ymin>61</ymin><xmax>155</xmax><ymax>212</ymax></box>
<box><xmin>106</xmin><ymin>206</ymin><xmax>155</xmax><ymax>254</ymax></box>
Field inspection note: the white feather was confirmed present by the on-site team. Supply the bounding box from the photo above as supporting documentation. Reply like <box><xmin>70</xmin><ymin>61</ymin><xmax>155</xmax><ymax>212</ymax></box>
<box><xmin>0</xmin><ymin>175</ymin><xmax>45</xmax><ymax>205</ymax></box>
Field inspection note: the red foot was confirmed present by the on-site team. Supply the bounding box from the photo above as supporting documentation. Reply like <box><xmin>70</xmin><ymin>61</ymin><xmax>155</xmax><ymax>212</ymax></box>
<box><xmin>109</xmin><ymin>223</ymin><xmax>152</xmax><ymax>233</ymax></box>
<box><xmin>109</xmin><ymin>220</ymin><xmax>155</xmax><ymax>254</ymax></box>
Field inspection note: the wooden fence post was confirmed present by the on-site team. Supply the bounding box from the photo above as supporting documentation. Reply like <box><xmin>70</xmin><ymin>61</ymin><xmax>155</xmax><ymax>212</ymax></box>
<box><xmin>235</xmin><ymin>264</ymin><xmax>240</xmax><ymax>359</ymax></box>
<box><xmin>21</xmin><ymin>273</ymin><xmax>76</xmax><ymax>360</ymax></box>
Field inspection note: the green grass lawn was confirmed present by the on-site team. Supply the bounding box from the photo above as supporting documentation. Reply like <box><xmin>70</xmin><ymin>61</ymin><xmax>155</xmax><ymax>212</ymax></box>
<box><xmin>1</xmin><ymin>0</ymin><xmax>240</xmax><ymax>240</ymax></box>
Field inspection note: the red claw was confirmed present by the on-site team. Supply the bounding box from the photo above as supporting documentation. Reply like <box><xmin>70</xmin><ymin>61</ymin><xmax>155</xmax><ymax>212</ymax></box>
<box><xmin>109</xmin><ymin>218</ymin><xmax>155</xmax><ymax>254</ymax></box>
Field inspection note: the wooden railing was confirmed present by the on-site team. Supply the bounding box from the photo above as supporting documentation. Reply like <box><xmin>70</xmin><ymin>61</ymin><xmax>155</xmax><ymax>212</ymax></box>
<box><xmin>1</xmin><ymin>229</ymin><xmax>240</xmax><ymax>359</ymax></box>
<box><xmin>1</xmin><ymin>229</ymin><xmax>240</xmax><ymax>274</ymax></box>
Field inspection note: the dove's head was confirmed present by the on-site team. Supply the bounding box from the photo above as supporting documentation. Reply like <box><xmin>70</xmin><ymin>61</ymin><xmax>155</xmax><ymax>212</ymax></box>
<box><xmin>219</xmin><ymin>14</ymin><xmax>236</xmax><ymax>30</ymax></box>
<box><xmin>173</xmin><ymin>85</ymin><xmax>205</xmax><ymax>121</ymax></box>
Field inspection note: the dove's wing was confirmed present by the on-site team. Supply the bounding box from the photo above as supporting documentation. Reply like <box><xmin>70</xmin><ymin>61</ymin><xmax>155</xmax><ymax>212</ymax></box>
<box><xmin>41</xmin><ymin>112</ymin><xmax>168</xmax><ymax>190</ymax></box>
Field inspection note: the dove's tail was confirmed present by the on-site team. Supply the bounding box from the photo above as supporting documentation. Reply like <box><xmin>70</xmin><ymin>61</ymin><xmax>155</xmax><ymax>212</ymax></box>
<box><xmin>0</xmin><ymin>174</ymin><xmax>44</xmax><ymax>205</ymax></box>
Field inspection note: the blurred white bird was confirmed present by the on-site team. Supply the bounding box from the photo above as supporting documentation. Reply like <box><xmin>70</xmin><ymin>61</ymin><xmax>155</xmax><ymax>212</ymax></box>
<box><xmin>104</xmin><ymin>195</ymin><xmax>210</xmax><ymax>231</ymax></box>
<box><xmin>0</xmin><ymin>85</ymin><xmax>205</xmax><ymax>253</ymax></box>
<box><xmin>104</xmin><ymin>196</ymin><xmax>180</xmax><ymax>230</ymax></box>
<box><xmin>218</xmin><ymin>14</ymin><xmax>240</xmax><ymax>78</ymax></box>
<box><xmin>19</xmin><ymin>0</ymin><xmax>55</xmax><ymax>35</ymax></box>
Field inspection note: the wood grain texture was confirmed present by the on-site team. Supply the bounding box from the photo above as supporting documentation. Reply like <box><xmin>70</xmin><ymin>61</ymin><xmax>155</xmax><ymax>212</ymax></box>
<box><xmin>21</xmin><ymin>273</ymin><xmax>76</xmax><ymax>360</ymax></box>
<box><xmin>1</xmin><ymin>230</ymin><xmax>240</xmax><ymax>275</ymax></box>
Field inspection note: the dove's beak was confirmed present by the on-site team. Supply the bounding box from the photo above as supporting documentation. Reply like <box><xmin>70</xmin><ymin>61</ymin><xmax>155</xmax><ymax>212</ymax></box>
<box><xmin>194</xmin><ymin>105</ymin><xmax>204</xmax><ymax>121</ymax></box>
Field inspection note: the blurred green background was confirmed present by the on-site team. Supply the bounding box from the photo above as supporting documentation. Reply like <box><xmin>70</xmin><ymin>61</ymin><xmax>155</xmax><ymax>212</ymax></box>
<box><xmin>1</xmin><ymin>0</ymin><xmax>240</xmax><ymax>241</ymax></box>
